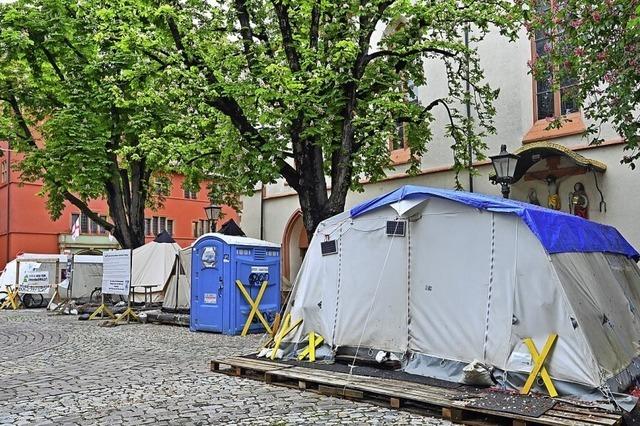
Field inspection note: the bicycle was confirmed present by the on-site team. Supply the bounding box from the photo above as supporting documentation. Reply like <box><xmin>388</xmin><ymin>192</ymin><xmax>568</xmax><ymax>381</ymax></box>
<box><xmin>89</xmin><ymin>287</ymin><xmax>125</xmax><ymax>305</ymax></box>
<box><xmin>0</xmin><ymin>288</ymin><xmax>45</xmax><ymax>308</ymax></box>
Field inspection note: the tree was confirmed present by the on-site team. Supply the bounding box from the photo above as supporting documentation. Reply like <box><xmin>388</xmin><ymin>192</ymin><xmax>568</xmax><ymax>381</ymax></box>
<box><xmin>1</xmin><ymin>0</ymin><xmax>523</xmax><ymax>242</ymax></box>
<box><xmin>0</xmin><ymin>0</ymin><xmax>185</xmax><ymax>248</ymax></box>
<box><xmin>524</xmin><ymin>0</ymin><xmax>640</xmax><ymax>167</ymax></box>
<box><xmin>141</xmin><ymin>0</ymin><xmax>522</xmax><ymax>239</ymax></box>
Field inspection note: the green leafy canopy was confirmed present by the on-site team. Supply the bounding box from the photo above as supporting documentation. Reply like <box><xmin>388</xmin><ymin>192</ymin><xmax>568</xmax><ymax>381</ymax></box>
<box><xmin>1</xmin><ymin>0</ymin><xmax>524</xmax><ymax>237</ymax></box>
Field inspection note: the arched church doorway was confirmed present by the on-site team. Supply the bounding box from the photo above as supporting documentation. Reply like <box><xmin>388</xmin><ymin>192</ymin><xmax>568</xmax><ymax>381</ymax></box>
<box><xmin>282</xmin><ymin>209</ymin><xmax>309</xmax><ymax>285</ymax></box>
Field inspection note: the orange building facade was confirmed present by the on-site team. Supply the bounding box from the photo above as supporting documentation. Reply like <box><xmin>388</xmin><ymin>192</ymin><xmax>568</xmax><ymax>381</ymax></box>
<box><xmin>0</xmin><ymin>141</ymin><xmax>237</xmax><ymax>270</ymax></box>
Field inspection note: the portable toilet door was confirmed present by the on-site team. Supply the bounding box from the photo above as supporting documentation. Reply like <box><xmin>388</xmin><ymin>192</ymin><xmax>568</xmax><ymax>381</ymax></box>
<box><xmin>229</xmin><ymin>245</ymin><xmax>280</xmax><ymax>335</ymax></box>
<box><xmin>191</xmin><ymin>237</ymin><xmax>226</xmax><ymax>332</ymax></box>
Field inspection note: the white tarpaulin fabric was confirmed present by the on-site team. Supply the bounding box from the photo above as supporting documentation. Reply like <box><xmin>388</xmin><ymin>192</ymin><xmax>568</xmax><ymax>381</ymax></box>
<box><xmin>1</xmin><ymin>254</ymin><xmax>103</xmax><ymax>300</ymax></box>
<box><xmin>0</xmin><ymin>260</ymin><xmax>22</xmax><ymax>292</ymax></box>
<box><xmin>68</xmin><ymin>255</ymin><xmax>103</xmax><ymax>299</ymax></box>
<box><xmin>281</xmin><ymin>196</ymin><xmax>640</xmax><ymax>396</ymax></box>
<box><xmin>131</xmin><ymin>240</ymin><xmax>181</xmax><ymax>302</ymax></box>
<box><xmin>162</xmin><ymin>247</ymin><xmax>192</xmax><ymax>311</ymax></box>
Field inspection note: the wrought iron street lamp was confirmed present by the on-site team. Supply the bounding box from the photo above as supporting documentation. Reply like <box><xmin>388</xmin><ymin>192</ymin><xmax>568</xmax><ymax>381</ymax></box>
<box><xmin>204</xmin><ymin>204</ymin><xmax>222</xmax><ymax>232</ymax></box>
<box><xmin>490</xmin><ymin>144</ymin><xmax>519</xmax><ymax>199</ymax></box>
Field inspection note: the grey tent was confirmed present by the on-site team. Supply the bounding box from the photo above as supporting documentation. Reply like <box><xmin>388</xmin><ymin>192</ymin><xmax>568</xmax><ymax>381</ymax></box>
<box><xmin>280</xmin><ymin>185</ymin><xmax>640</xmax><ymax>404</ymax></box>
<box><xmin>162</xmin><ymin>247</ymin><xmax>192</xmax><ymax>312</ymax></box>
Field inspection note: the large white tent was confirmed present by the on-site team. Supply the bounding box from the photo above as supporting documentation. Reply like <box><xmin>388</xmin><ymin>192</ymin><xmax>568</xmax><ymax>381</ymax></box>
<box><xmin>131</xmin><ymin>231</ymin><xmax>181</xmax><ymax>303</ymax></box>
<box><xmin>281</xmin><ymin>185</ymin><xmax>640</xmax><ymax>402</ymax></box>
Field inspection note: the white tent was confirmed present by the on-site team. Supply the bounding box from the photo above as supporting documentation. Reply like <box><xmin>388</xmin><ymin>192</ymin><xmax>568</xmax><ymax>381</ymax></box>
<box><xmin>63</xmin><ymin>255</ymin><xmax>103</xmax><ymax>300</ymax></box>
<box><xmin>1</xmin><ymin>259</ymin><xmax>23</xmax><ymax>293</ymax></box>
<box><xmin>131</xmin><ymin>231</ymin><xmax>181</xmax><ymax>303</ymax></box>
<box><xmin>281</xmin><ymin>185</ymin><xmax>640</xmax><ymax>402</ymax></box>
<box><xmin>0</xmin><ymin>253</ymin><xmax>102</xmax><ymax>300</ymax></box>
<box><xmin>162</xmin><ymin>246</ymin><xmax>192</xmax><ymax>312</ymax></box>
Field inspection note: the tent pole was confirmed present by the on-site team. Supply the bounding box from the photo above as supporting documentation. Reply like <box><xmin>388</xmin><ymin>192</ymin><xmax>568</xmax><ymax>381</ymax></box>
<box><xmin>174</xmin><ymin>253</ymin><xmax>180</xmax><ymax>311</ymax></box>
<box><xmin>54</xmin><ymin>260</ymin><xmax>60</xmax><ymax>302</ymax></box>
<box><xmin>67</xmin><ymin>255</ymin><xmax>73</xmax><ymax>299</ymax></box>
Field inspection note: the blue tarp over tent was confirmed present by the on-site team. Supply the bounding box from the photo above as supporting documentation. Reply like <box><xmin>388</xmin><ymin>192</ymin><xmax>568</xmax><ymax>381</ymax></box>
<box><xmin>350</xmin><ymin>185</ymin><xmax>639</xmax><ymax>260</ymax></box>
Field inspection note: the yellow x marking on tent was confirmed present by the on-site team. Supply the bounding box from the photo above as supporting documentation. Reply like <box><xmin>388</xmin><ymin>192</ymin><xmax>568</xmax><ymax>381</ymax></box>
<box><xmin>0</xmin><ymin>287</ymin><xmax>21</xmax><ymax>310</ymax></box>
<box><xmin>521</xmin><ymin>333</ymin><xmax>558</xmax><ymax>397</ymax></box>
<box><xmin>270</xmin><ymin>313</ymin><xmax>303</xmax><ymax>359</ymax></box>
<box><xmin>298</xmin><ymin>332</ymin><xmax>324</xmax><ymax>362</ymax></box>
<box><xmin>235</xmin><ymin>280</ymin><xmax>272</xmax><ymax>336</ymax></box>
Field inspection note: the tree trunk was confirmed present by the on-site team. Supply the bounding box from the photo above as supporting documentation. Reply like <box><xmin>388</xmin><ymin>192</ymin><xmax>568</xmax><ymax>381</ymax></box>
<box><xmin>104</xmin><ymin>163</ymin><xmax>148</xmax><ymax>249</ymax></box>
<box><xmin>295</xmin><ymin>138</ymin><xmax>352</xmax><ymax>243</ymax></box>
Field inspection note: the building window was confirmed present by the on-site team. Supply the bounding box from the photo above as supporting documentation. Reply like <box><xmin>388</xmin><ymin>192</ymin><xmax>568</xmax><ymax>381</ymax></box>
<box><xmin>80</xmin><ymin>213</ymin><xmax>89</xmax><ymax>233</ymax></box>
<box><xmin>149</xmin><ymin>216</ymin><xmax>173</xmax><ymax>236</ymax></box>
<box><xmin>145</xmin><ymin>218</ymin><xmax>152</xmax><ymax>236</ymax></box>
<box><xmin>392</xmin><ymin>119</ymin><xmax>409</xmax><ymax>151</ymax></box>
<box><xmin>388</xmin><ymin>80</ymin><xmax>418</xmax><ymax>162</ymax></box>
<box><xmin>532</xmin><ymin>0</ymin><xmax>578</xmax><ymax>120</ymax></box>
<box><xmin>184</xmin><ymin>186</ymin><xmax>199</xmax><ymax>199</ymax></box>
<box><xmin>71</xmin><ymin>213</ymin><xmax>107</xmax><ymax>235</ymax></box>
<box><xmin>192</xmin><ymin>219</ymin><xmax>210</xmax><ymax>238</ymax></box>
<box><xmin>0</xmin><ymin>160</ymin><xmax>7</xmax><ymax>184</ymax></box>
<box><xmin>71</xmin><ymin>213</ymin><xmax>80</xmax><ymax>230</ymax></box>
<box><xmin>90</xmin><ymin>219</ymin><xmax>99</xmax><ymax>234</ymax></box>
<box><xmin>98</xmin><ymin>216</ymin><xmax>108</xmax><ymax>234</ymax></box>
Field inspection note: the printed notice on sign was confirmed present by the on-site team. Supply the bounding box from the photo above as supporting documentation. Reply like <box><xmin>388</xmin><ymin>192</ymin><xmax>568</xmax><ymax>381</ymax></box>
<box><xmin>102</xmin><ymin>249</ymin><xmax>132</xmax><ymax>295</ymax></box>
<box><xmin>20</xmin><ymin>271</ymin><xmax>50</xmax><ymax>294</ymax></box>
<box><xmin>204</xmin><ymin>293</ymin><xmax>217</xmax><ymax>304</ymax></box>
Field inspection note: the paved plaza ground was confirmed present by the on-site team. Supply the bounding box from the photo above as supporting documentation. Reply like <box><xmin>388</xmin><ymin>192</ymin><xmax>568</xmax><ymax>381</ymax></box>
<box><xmin>0</xmin><ymin>310</ymin><xmax>449</xmax><ymax>425</ymax></box>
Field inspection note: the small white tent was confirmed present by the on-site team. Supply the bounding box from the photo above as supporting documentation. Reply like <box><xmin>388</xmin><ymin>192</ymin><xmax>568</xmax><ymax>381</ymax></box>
<box><xmin>131</xmin><ymin>231</ymin><xmax>181</xmax><ymax>303</ymax></box>
<box><xmin>162</xmin><ymin>247</ymin><xmax>192</xmax><ymax>312</ymax></box>
<box><xmin>160</xmin><ymin>220</ymin><xmax>246</xmax><ymax>312</ymax></box>
<box><xmin>63</xmin><ymin>255</ymin><xmax>103</xmax><ymax>300</ymax></box>
<box><xmin>281</xmin><ymin>185</ymin><xmax>640</xmax><ymax>401</ymax></box>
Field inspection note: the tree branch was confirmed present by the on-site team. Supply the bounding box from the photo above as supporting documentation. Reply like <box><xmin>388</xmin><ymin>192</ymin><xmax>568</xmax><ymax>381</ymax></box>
<box><xmin>63</xmin><ymin>190</ymin><xmax>114</xmax><ymax>231</ymax></box>
<box><xmin>143</xmin><ymin>49</ymin><xmax>169</xmax><ymax>67</ymax></box>
<box><xmin>5</xmin><ymin>89</ymin><xmax>37</xmax><ymax>148</ymax></box>
<box><xmin>165</xmin><ymin>15</ymin><xmax>301</xmax><ymax>191</ymax></box>
<box><xmin>4</xmin><ymin>87</ymin><xmax>115</xmax><ymax>232</ymax></box>
<box><xmin>309</xmin><ymin>1</ymin><xmax>320</xmax><ymax>50</ymax></box>
<box><xmin>365</xmin><ymin>47</ymin><xmax>456</xmax><ymax>65</ymax></box>
<box><xmin>63</xmin><ymin>37</ymin><xmax>88</xmax><ymax>63</ymax></box>
<box><xmin>271</xmin><ymin>0</ymin><xmax>301</xmax><ymax>72</ymax></box>
<box><xmin>39</xmin><ymin>45</ymin><xmax>66</xmax><ymax>82</ymax></box>
<box><xmin>234</xmin><ymin>0</ymin><xmax>258</xmax><ymax>71</ymax></box>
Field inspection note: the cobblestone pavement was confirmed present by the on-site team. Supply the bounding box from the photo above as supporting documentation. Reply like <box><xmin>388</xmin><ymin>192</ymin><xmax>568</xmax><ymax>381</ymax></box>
<box><xmin>0</xmin><ymin>310</ymin><xmax>450</xmax><ymax>425</ymax></box>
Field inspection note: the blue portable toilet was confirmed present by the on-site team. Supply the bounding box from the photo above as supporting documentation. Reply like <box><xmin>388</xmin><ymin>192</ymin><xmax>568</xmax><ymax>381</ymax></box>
<box><xmin>190</xmin><ymin>233</ymin><xmax>281</xmax><ymax>335</ymax></box>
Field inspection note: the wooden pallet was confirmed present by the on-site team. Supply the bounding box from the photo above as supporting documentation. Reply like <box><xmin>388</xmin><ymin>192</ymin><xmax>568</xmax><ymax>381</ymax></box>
<box><xmin>210</xmin><ymin>357</ymin><xmax>622</xmax><ymax>426</ymax></box>
<box><xmin>209</xmin><ymin>356</ymin><xmax>294</xmax><ymax>377</ymax></box>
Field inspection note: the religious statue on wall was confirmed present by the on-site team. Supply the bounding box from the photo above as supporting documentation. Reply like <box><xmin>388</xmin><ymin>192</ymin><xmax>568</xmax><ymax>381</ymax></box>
<box><xmin>569</xmin><ymin>182</ymin><xmax>589</xmax><ymax>219</ymax></box>
<box><xmin>527</xmin><ymin>188</ymin><xmax>541</xmax><ymax>205</ymax></box>
<box><xmin>545</xmin><ymin>175</ymin><xmax>561</xmax><ymax>210</ymax></box>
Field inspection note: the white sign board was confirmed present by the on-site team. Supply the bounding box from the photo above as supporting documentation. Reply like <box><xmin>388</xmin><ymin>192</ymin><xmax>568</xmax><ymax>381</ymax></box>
<box><xmin>204</xmin><ymin>293</ymin><xmax>217</xmax><ymax>304</ymax></box>
<box><xmin>20</xmin><ymin>271</ymin><xmax>50</xmax><ymax>294</ymax></box>
<box><xmin>102</xmin><ymin>249</ymin><xmax>132</xmax><ymax>296</ymax></box>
